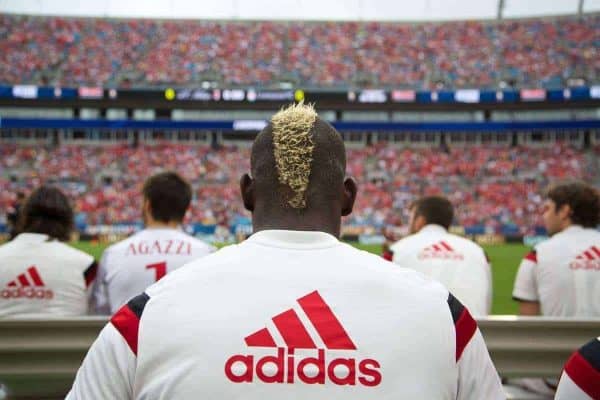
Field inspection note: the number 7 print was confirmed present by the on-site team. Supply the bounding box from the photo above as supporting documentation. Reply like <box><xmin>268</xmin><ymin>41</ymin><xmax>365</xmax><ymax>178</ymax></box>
<box><xmin>146</xmin><ymin>261</ymin><xmax>167</xmax><ymax>282</ymax></box>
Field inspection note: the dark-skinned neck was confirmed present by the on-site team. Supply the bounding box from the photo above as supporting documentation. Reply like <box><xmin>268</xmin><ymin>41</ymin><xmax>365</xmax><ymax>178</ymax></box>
<box><xmin>251</xmin><ymin>205</ymin><xmax>341</xmax><ymax>238</ymax></box>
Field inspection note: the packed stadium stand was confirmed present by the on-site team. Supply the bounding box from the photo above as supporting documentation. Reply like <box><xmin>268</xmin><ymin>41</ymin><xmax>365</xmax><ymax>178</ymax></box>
<box><xmin>1</xmin><ymin>143</ymin><xmax>598</xmax><ymax>236</ymax></box>
<box><xmin>1</xmin><ymin>14</ymin><xmax>599</xmax><ymax>88</ymax></box>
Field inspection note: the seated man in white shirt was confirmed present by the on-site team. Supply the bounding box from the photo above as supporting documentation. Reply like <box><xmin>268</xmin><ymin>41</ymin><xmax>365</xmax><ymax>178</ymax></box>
<box><xmin>509</xmin><ymin>182</ymin><xmax>600</xmax><ymax>398</ymax></box>
<box><xmin>0</xmin><ymin>186</ymin><xmax>96</xmax><ymax>317</ymax></box>
<box><xmin>68</xmin><ymin>103</ymin><xmax>503</xmax><ymax>400</ymax></box>
<box><xmin>389</xmin><ymin>196</ymin><xmax>492</xmax><ymax>316</ymax></box>
<box><xmin>91</xmin><ymin>171</ymin><xmax>215</xmax><ymax>314</ymax></box>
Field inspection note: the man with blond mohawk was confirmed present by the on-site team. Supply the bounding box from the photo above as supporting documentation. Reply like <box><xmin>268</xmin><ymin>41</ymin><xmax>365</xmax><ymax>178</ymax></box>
<box><xmin>67</xmin><ymin>103</ymin><xmax>504</xmax><ymax>399</ymax></box>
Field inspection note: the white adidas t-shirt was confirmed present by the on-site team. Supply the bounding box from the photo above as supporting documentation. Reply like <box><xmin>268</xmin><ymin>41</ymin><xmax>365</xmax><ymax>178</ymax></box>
<box><xmin>0</xmin><ymin>233</ymin><xmax>96</xmax><ymax>318</ymax></box>
<box><xmin>389</xmin><ymin>225</ymin><xmax>492</xmax><ymax>316</ymax></box>
<box><xmin>513</xmin><ymin>225</ymin><xmax>600</xmax><ymax>317</ymax></box>
<box><xmin>68</xmin><ymin>230</ymin><xmax>503</xmax><ymax>400</ymax></box>
<box><xmin>91</xmin><ymin>228</ymin><xmax>215</xmax><ymax>314</ymax></box>
<box><xmin>555</xmin><ymin>337</ymin><xmax>600</xmax><ymax>400</ymax></box>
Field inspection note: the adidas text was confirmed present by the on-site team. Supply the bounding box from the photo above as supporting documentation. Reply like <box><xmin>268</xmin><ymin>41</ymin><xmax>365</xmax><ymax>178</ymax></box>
<box><xmin>225</xmin><ymin>348</ymin><xmax>382</xmax><ymax>386</ymax></box>
<box><xmin>1</xmin><ymin>287</ymin><xmax>54</xmax><ymax>299</ymax></box>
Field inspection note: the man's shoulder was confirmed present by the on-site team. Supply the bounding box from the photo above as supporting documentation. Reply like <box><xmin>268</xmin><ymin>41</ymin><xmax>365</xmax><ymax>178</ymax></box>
<box><xmin>102</xmin><ymin>234</ymin><xmax>138</xmax><ymax>256</ymax></box>
<box><xmin>0</xmin><ymin>239</ymin><xmax>17</xmax><ymax>254</ymax></box>
<box><xmin>446</xmin><ymin>233</ymin><xmax>486</xmax><ymax>255</ymax></box>
<box><xmin>389</xmin><ymin>234</ymin><xmax>420</xmax><ymax>252</ymax></box>
<box><xmin>145</xmin><ymin>244</ymin><xmax>240</xmax><ymax>294</ymax></box>
<box><xmin>48</xmin><ymin>241</ymin><xmax>95</xmax><ymax>265</ymax></box>
<box><xmin>186</xmin><ymin>235</ymin><xmax>217</xmax><ymax>253</ymax></box>
<box><xmin>534</xmin><ymin>228</ymin><xmax>581</xmax><ymax>252</ymax></box>
<box><xmin>340</xmin><ymin>242</ymin><xmax>451</xmax><ymax>296</ymax></box>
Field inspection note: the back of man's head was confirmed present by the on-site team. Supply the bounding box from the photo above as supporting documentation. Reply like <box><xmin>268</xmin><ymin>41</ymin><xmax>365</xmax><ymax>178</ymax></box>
<box><xmin>411</xmin><ymin>196</ymin><xmax>454</xmax><ymax>231</ymax></box>
<box><xmin>243</xmin><ymin>103</ymin><xmax>355</xmax><ymax>236</ymax></box>
<box><xmin>546</xmin><ymin>181</ymin><xmax>600</xmax><ymax>228</ymax></box>
<box><xmin>19</xmin><ymin>185</ymin><xmax>73</xmax><ymax>241</ymax></box>
<box><xmin>142</xmin><ymin>172</ymin><xmax>192</xmax><ymax>224</ymax></box>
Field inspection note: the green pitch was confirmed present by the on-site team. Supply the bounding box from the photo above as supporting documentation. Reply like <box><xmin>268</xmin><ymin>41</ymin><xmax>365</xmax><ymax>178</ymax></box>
<box><xmin>72</xmin><ymin>241</ymin><xmax>528</xmax><ymax>315</ymax></box>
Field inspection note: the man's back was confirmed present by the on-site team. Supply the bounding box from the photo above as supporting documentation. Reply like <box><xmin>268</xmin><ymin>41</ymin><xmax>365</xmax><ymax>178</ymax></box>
<box><xmin>0</xmin><ymin>233</ymin><xmax>95</xmax><ymax>317</ymax></box>
<box><xmin>513</xmin><ymin>225</ymin><xmax>600</xmax><ymax>316</ymax></box>
<box><xmin>92</xmin><ymin>228</ymin><xmax>215</xmax><ymax>313</ymax></box>
<box><xmin>69</xmin><ymin>230</ymin><xmax>503</xmax><ymax>399</ymax></box>
<box><xmin>390</xmin><ymin>225</ymin><xmax>491</xmax><ymax>316</ymax></box>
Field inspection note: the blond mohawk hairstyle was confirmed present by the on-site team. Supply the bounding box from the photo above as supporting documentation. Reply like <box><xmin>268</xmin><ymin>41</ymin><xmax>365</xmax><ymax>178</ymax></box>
<box><xmin>271</xmin><ymin>102</ymin><xmax>318</xmax><ymax>209</ymax></box>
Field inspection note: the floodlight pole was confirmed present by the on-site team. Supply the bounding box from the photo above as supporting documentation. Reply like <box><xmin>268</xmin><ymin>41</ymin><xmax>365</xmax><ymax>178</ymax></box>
<box><xmin>497</xmin><ymin>0</ymin><xmax>505</xmax><ymax>20</ymax></box>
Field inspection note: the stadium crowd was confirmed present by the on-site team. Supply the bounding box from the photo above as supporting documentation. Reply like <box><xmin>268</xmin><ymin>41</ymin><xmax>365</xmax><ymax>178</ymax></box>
<box><xmin>1</xmin><ymin>143</ymin><xmax>595</xmax><ymax>235</ymax></box>
<box><xmin>0</xmin><ymin>14</ymin><xmax>598</xmax><ymax>88</ymax></box>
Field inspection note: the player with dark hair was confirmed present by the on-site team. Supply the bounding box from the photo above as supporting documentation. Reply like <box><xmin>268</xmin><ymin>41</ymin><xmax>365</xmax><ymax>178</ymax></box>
<box><xmin>513</xmin><ymin>181</ymin><xmax>600</xmax><ymax>317</ymax></box>
<box><xmin>68</xmin><ymin>104</ymin><xmax>503</xmax><ymax>399</ymax></box>
<box><xmin>510</xmin><ymin>181</ymin><xmax>600</xmax><ymax>398</ymax></box>
<box><xmin>389</xmin><ymin>196</ymin><xmax>492</xmax><ymax>316</ymax></box>
<box><xmin>91</xmin><ymin>171</ymin><xmax>214</xmax><ymax>314</ymax></box>
<box><xmin>0</xmin><ymin>186</ymin><xmax>96</xmax><ymax>317</ymax></box>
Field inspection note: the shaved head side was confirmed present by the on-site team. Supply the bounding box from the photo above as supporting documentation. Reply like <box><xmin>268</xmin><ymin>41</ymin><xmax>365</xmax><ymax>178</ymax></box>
<box><xmin>249</xmin><ymin>103</ymin><xmax>347</xmax><ymax>215</ymax></box>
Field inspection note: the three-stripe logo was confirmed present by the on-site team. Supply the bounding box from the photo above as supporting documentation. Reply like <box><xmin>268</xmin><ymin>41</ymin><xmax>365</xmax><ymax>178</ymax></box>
<box><xmin>418</xmin><ymin>240</ymin><xmax>464</xmax><ymax>260</ymax></box>
<box><xmin>225</xmin><ymin>290</ymin><xmax>382</xmax><ymax>386</ymax></box>
<box><xmin>1</xmin><ymin>266</ymin><xmax>54</xmax><ymax>299</ymax></box>
<box><xmin>570</xmin><ymin>245</ymin><xmax>600</xmax><ymax>271</ymax></box>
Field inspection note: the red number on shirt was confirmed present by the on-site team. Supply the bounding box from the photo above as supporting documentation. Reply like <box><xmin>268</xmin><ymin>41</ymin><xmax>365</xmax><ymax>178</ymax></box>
<box><xmin>146</xmin><ymin>261</ymin><xmax>167</xmax><ymax>282</ymax></box>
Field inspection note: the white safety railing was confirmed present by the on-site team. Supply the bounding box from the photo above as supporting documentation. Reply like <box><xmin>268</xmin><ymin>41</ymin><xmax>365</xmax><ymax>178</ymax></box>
<box><xmin>0</xmin><ymin>316</ymin><xmax>599</xmax><ymax>399</ymax></box>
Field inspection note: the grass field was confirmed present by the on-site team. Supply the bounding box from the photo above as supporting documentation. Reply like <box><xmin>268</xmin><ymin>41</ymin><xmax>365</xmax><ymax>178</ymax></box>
<box><xmin>72</xmin><ymin>241</ymin><xmax>528</xmax><ymax>315</ymax></box>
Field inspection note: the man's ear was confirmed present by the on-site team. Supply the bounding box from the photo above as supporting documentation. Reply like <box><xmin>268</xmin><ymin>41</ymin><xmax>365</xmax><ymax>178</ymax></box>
<box><xmin>558</xmin><ymin>204</ymin><xmax>572</xmax><ymax>222</ymax></box>
<box><xmin>142</xmin><ymin>199</ymin><xmax>151</xmax><ymax>219</ymax></box>
<box><xmin>341</xmin><ymin>177</ymin><xmax>357</xmax><ymax>217</ymax></box>
<box><xmin>415</xmin><ymin>215</ymin><xmax>427</xmax><ymax>232</ymax></box>
<box><xmin>240</xmin><ymin>173</ymin><xmax>255</xmax><ymax>212</ymax></box>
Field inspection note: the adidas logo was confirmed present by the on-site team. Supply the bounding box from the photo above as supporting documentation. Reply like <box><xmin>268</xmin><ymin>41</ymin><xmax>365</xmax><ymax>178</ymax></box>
<box><xmin>224</xmin><ymin>290</ymin><xmax>382</xmax><ymax>387</ymax></box>
<box><xmin>418</xmin><ymin>241</ymin><xmax>464</xmax><ymax>261</ymax></box>
<box><xmin>570</xmin><ymin>245</ymin><xmax>600</xmax><ymax>271</ymax></box>
<box><xmin>1</xmin><ymin>266</ymin><xmax>54</xmax><ymax>300</ymax></box>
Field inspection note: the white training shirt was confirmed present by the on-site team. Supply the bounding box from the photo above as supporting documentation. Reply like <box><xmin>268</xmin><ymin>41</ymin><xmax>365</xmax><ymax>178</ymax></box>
<box><xmin>91</xmin><ymin>227</ymin><xmax>215</xmax><ymax>314</ymax></box>
<box><xmin>0</xmin><ymin>233</ymin><xmax>96</xmax><ymax>318</ymax></box>
<box><xmin>555</xmin><ymin>337</ymin><xmax>600</xmax><ymax>400</ymax></box>
<box><xmin>512</xmin><ymin>225</ymin><xmax>600</xmax><ymax>317</ymax></box>
<box><xmin>389</xmin><ymin>225</ymin><xmax>492</xmax><ymax>316</ymax></box>
<box><xmin>68</xmin><ymin>230</ymin><xmax>503</xmax><ymax>400</ymax></box>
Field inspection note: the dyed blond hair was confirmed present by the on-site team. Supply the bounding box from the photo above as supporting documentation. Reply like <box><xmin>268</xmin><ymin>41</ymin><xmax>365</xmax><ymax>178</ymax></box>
<box><xmin>271</xmin><ymin>102</ymin><xmax>317</xmax><ymax>209</ymax></box>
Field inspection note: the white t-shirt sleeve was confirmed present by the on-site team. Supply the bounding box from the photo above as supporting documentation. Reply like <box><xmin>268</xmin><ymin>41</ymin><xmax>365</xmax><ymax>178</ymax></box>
<box><xmin>66</xmin><ymin>323</ymin><xmax>135</xmax><ymax>400</ymax></box>
<box><xmin>512</xmin><ymin>250</ymin><xmax>539</xmax><ymax>302</ymax></box>
<box><xmin>91</xmin><ymin>250</ymin><xmax>111</xmax><ymax>315</ymax></box>
<box><xmin>448</xmin><ymin>293</ymin><xmax>504</xmax><ymax>400</ymax></box>
<box><xmin>456</xmin><ymin>329</ymin><xmax>504</xmax><ymax>400</ymax></box>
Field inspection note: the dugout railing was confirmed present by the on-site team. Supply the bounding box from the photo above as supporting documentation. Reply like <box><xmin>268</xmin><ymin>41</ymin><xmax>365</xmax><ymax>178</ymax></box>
<box><xmin>0</xmin><ymin>316</ymin><xmax>598</xmax><ymax>399</ymax></box>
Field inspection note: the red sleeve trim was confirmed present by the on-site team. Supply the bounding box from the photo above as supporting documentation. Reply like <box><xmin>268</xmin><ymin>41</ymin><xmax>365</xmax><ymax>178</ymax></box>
<box><xmin>564</xmin><ymin>352</ymin><xmax>600</xmax><ymax>399</ymax></box>
<box><xmin>382</xmin><ymin>250</ymin><xmax>393</xmax><ymax>261</ymax></box>
<box><xmin>109</xmin><ymin>293</ymin><xmax>149</xmax><ymax>355</ymax></box>
<box><xmin>524</xmin><ymin>250</ymin><xmax>537</xmax><ymax>263</ymax></box>
<box><xmin>447</xmin><ymin>293</ymin><xmax>478</xmax><ymax>362</ymax></box>
<box><xmin>455</xmin><ymin>308</ymin><xmax>477</xmax><ymax>362</ymax></box>
<box><xmin>110</xmin><ymin>305</ymin><xmax>141</xmax><ymax>355</ymax></box>
<box><xmin>84</xmin><ymin>261</ymin><xmax>98</xmax><ymax>288</ymax></box>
